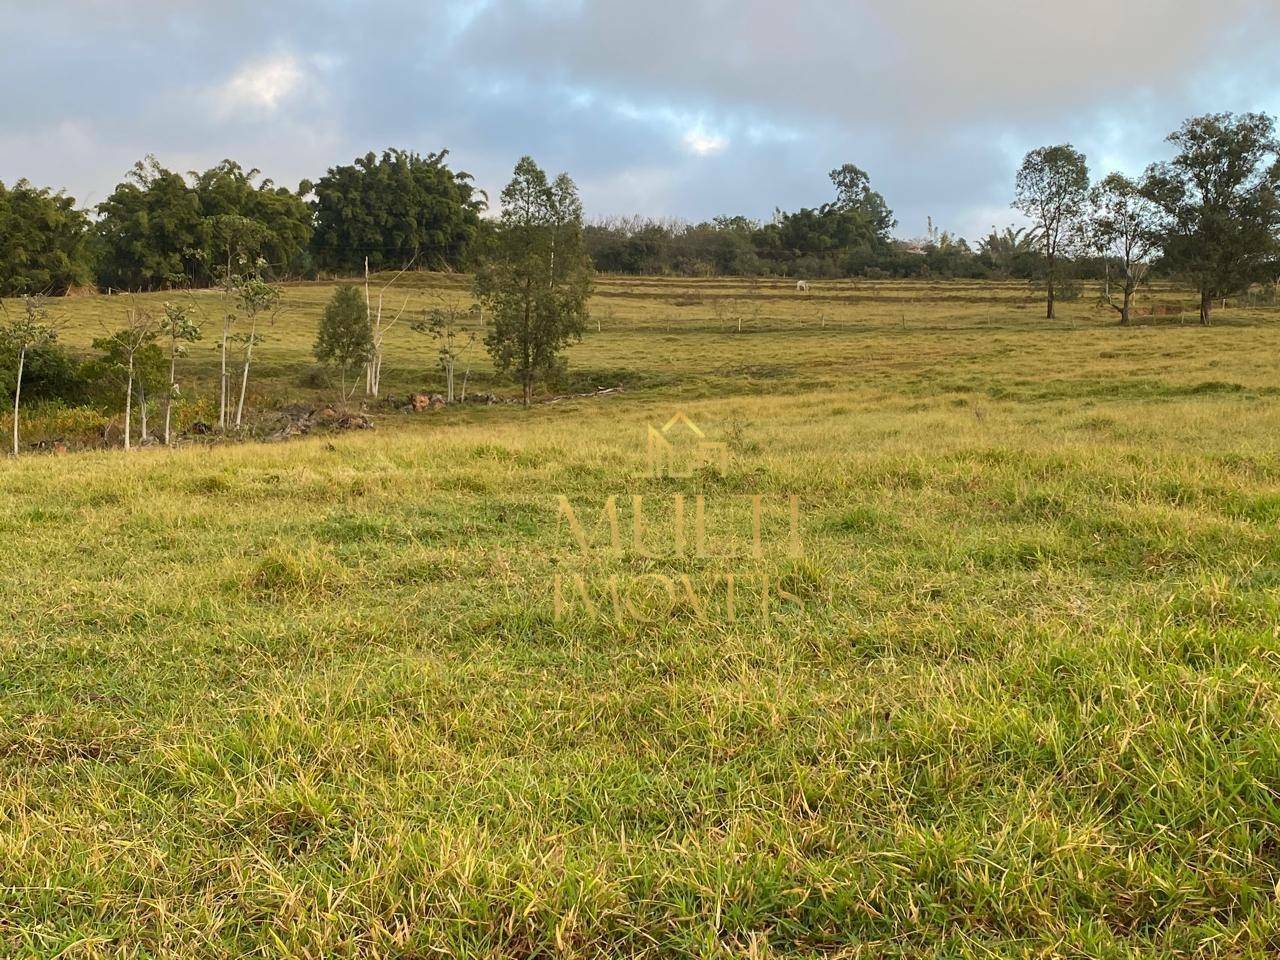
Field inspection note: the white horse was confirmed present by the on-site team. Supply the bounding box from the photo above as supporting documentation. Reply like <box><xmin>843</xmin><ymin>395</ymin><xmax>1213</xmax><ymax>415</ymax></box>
<box><xmin>795</xmin><ymin>280</ymin><xmax>810</xmax><ymax>293</ymax></box>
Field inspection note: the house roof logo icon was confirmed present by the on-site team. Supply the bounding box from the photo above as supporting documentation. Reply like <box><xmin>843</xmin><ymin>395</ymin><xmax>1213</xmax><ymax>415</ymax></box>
<box><xmin>640</xmin><ymin>410</ymin><xmax>728</xmax><ymax>478</ymax></box>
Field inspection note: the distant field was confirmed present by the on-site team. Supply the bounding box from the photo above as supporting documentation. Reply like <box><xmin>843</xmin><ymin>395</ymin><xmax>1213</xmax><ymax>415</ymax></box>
<box><xmin>4</xmin><ymin>277</ymin><xmax>1280</xmax><ymax>956</ymax></box>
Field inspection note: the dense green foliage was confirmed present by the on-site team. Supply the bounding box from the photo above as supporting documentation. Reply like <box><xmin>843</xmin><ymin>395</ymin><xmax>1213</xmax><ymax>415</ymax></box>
<box><xmin>477</xmin><ymin>157</ymin><xmax>593</xmax><ymax>404</ymax></box>
<box><xmin>313</xmin><ymin>284</ymin><xmax>373</xmax><ymax>396</ymax></box>
<box><xmin>586</xmin><ymin>165</ymin><xmax>904</xmax><ymax>279</ymax></box>
<box><xmin>1014</xmin><ymin>144</ymin><xmax>1091</xmax><ymax>318</ymax></box>
<box><xmin>3</xmin><ymin>110</ymin><xmax>1280</xmax><ymax>307</ymax></box>
<box><xmin>0</xmin><ymin>180</ymin><xmax>93</xmax><ymax>296</ymax></box>
<box><xmin>308</xmin><ymin>149</ymin><xmax>485</xmax><ymax>274</ymax></box>
<box><xmin>95</xmin><ymin>158</ymin><xmax>312</xmax><ymax>291</ymax></box>
<box><xmin>0</xmin><ymin>340</ymin><xmax>83</xmax><ymax>406</ymax></box>
<box><xmin>1144</xmin><ymin>112</ymin><xmax>1280</xmax><ymax>324</ymax></box>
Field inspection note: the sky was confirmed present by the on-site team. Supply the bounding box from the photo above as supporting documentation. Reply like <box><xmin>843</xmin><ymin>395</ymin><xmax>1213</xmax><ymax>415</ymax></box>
<box><xmin>3</xmin><ymin>0</ymin><xmax>1280</xmax><ymax>241</ymax></box>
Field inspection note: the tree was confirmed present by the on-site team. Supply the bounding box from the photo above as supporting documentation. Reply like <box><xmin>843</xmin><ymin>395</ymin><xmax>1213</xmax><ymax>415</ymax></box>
<box><xmin>0</xmin><ymin>296</ymin><xmax>59</xmax><ymax>457</ymax></box>
<box><xmin>476</xmin><ymin>157</ymin><xmax>593</xmax><ymax>406</ymax></box>
<box><xmin>314</xmin><ymin>284</ymin><xmax>373</xmax><ymax>402</ymax></box>
<box><xmin>1013</xmin><ymin>145</ymin><xmax>1090</xmax><ymax>319</ymax></box>
<box><xmin>96</xmin><ymin>157</ymin><xmax>203</xmax><ymax>291</ymax></box>
<box><xmin>412</xmin><ymin>298</ymin><xmax>477</xmax><ymax>403</ymax></box>
<box><xmin>309</xmin><ymin>149</ymin><xmax>486</xmax><ymax>274</ymax></box>
<box><xmin>826</xmin><ymin>164</ymin><xmax>896</xmax><ymax>237</ymax></box>
<box><xmin>158</xmin><ymin>301</ymin><xmax>203</xmax><ymax>445</ymax></box>
<box><xmin>1143</xmin><ymin>112</ymin><xmax>1280</xmax><ymax>325</ymax></box>
<box><xmin>231</xmin><ymin>274</ymin><xmax>282</xmax><ymax>428</ymax></box>
<box><xmin>363</xmin><ymin>257</ymin><xmax>413</xmax><ymax>398</ymax></box>
<box><xmin>977</xmin><ymin>226</ymin><xmax>1040</xmax><ymax>278</ymax></box>
<box><xmin>190</xmin><ymin>161</ymin><xmax>312</xmax><ymax>277</ymax></box>
<box><xmin>0</xmin><ymin>181</ymin><xmax>93</xmax><ymax>296</ymax></box>
<box><xmin>96</xmin><ymin>156</ymin><xmax>312</xmax><ymax>291</ymax></box>
<box><xmin>1090</xmin><ymin>173</ymin><xmax>1161</xmax><ymax>325</ymax></box>
<box><xmin>93</xmin><ymin>308</ymin><xmax>161</xmax><ymax>451</ymax></box>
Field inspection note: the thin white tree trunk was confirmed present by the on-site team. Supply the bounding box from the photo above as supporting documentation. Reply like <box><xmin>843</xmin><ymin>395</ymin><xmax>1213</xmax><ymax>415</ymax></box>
<box><xmin>219</xmin><ymin>328</ymin><xmax>229</xmax><ymax>430</ymax></box>
<box><xmin>11</xmin><ymin>347</ymin><xmax>24</xmax><ymax>457</ymax></box>
<box><xmin>235</xmin><ymin>319</ymin><xmax>257</xmax><ymax>428</ymax></box>
<box><xmin>138</xmin><ymin>380</ymin><xmax>148</xmax><ymax>442</ymax></box>
<box><xmin>164</xmin><ymin>347</ymin><xmax>176</xmax><ymax>446</ymax></box>
<box><xmin>124</xmin><ymin>356</ymin><xmax>134</xmax><ymax>452</ymax></box>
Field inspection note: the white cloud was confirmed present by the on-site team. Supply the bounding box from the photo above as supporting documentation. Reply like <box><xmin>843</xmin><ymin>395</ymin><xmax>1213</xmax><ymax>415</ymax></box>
<box><xmin>215</xmin><ymin>54</ymin><xmax>305</xmax><ymax>117</ymax></box>
<box><xmin>682</xmin><ymin>127</ymin><xmax>728</xmax><ymax>157</ymax></box>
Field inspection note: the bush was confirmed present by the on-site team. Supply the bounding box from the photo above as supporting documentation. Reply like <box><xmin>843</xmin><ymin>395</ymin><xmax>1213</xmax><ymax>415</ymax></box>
<box><xmin>0</xmin><ymin>342</ymin><xmax>87</xmax><ymax>405</ymax></box>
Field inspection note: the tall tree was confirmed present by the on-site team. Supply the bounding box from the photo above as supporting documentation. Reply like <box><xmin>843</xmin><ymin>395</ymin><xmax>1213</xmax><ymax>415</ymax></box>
<box><xmin>96</xmin><ymin>157</ymin><xmax>312</xmax><ymax>291</ymax></box>
<box><xmin>1013</xmin><ymin>145</ymin><xmax>1090</xmax><ymax>319</ymax></box>
<box><xmin>1090</xmin><ymin>173</ymin><xmax>1161</xmax><ymax>325</ymax></box>
<box><xmin>476</xmin><ymin>157</ymin><xmax>593</xmax><ymax>406</ymax></box>
<box><xmin>0</xmin><ymin>296</ymin><xmax>59</xmax><ymax>457</ymax></box>
<box><xmin>826</xmin><ymin>163</ymin><xmax>897</xmax><ymax>238</ymax></box>
<box><xmin>158</xmin><ymin>301</ymin><xmax>203</xmax><ymax>445</ymax></box>
<box><xmin>309</xmin><ymin>148</ymin><xmax>486</xmax><ymax>274</ymax></box>
<box><xmin>1143</xmin><ymin>112</ymin><xmax>1280</xmax><ymax>325</ymax></box>
<box><xmin>231</xmin><ymin>275</ymin><xmax>282</xmax><ymax>429</ymax></box>
<box><xmin>0</xmin><ymin>181</ymin><xmax>93</xmax><ymax>296</ymax></box>
<box><xmin>96</xmin><ymin>157</ymin><xmax>203</xmax><ymax>291</ymax></box>
<box><xmin>93</xmin><ymin>308</ymin><xmax>161</xmax><ymax>451</ymax></box>
<box><xmin>191</xmin><ymin>161</ymin><xmax>312</xmax><ymax>277</ymax></box>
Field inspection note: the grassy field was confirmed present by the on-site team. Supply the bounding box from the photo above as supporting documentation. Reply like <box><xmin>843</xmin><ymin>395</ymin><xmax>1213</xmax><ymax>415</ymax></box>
<box><xmin>4</xmin><ymin>277</ymin><xmax>1280</xmax><ymax>956</ymax></box>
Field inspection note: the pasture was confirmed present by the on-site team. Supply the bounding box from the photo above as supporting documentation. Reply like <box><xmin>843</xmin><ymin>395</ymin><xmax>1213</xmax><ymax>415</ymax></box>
<box><xmin>4</xmin><ymin>277</ymin><xmax>1280</xmax><ymax>956</ymax></box>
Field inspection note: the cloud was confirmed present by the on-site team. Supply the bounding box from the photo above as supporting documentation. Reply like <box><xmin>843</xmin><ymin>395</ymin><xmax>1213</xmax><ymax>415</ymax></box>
<box><xmin>682</xmin><ymin>127</ymin><xmax>728</xmax><ymax>157</ymax></box>
<box><xmin>1</xmin><ymin>1</ymin><xmax>1280</xmax><ymax>239</ymax></box>
<box><xmin>214</xmin><ymin>54</ymin><xmax>306</xmax><ymax>118</ymax></box>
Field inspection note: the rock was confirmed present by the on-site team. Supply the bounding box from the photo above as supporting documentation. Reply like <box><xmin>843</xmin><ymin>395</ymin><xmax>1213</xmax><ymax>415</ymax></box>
<box><xmin>335</xmin><ymin>414</ymin><xmax>374</xmax><ymax>430</ymax></box>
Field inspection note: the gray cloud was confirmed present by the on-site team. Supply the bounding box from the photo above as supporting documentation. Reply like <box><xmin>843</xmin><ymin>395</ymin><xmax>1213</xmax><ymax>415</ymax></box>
<box><xmin>2</xmin><ymin>0</ymin><xmax>1279</xmax><ymax>239</ymax></box>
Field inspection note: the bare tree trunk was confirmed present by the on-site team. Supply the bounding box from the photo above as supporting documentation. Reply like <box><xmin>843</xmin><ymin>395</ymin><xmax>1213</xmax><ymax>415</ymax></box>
<box><xmin>11</xmin><ymin>347</ymin><xmax>25</xmax><ymax>457</ymax></box>
<box><xmin>365</xmin><ymin>257</ymin><xmax>373</xmax><ymax>396</ymax></box>
<box><xmin>124</xmin><ymin>356</ymin><xmax>134</xmax><ymax>452</ymax></box>
<box><xmin>1046</xmin><ymin>255</ymin><xmax>1056</xmax><ymax>320</ymax></box>
<box><xmin>164</xmin><ymin>347</ymin><xmax>176</xmax><ymax>446</ymax></box>
<box><xmin>219</xmin><ymin>327</ymin><xmax>229</xmax><ymax>431</ymax></box>
<box><xmin>1120</xmin><ymin>286</ymin><xmax>1131</xmax><ymax>326</ymax></box>
<box><xmin>138</xmin><ymin>379</ymin><xmax>148</xmax><ymax>442</ymax></box>
<box><xmin>235</xmin><ymin>319</ymin><xmax>258</xmax><ymax>428</ymax></box>
<box><xmin>523</xmin><ymin>378</ymin><xmax>532</xmax><ymax>407</ymax></box>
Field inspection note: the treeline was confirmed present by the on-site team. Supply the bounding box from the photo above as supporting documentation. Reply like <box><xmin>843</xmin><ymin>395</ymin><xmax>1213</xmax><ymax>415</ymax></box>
<box><xmin>585</xmin><ymin>215</ymin><xmax>1064</xmax><ymax>281</ymax></box>
<box><xmin>4</xmin><ymin>112</ymin><xmax>1280</xmax><ymax>327</ymax></box>
<box><xmin>0</xmin><ymin>148</ymin><xmax>485</xmax><ymax>295</ymax></box>
<box><xmin>1</xmin><ymin>156</ymin><xmax>590</xmax><ymax>456</ymax></box>
<box><xmin>589</xmin><ymin>112</ymin><xmax>1280</xmax><ymax>326</ymax></box>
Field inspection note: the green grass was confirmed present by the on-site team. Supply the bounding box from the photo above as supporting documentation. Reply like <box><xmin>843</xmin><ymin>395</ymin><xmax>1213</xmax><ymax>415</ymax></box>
<box><xmin>3</xmin><ymin>278</ymin><xmax>1280</xmax><ymax>956</ymax></box>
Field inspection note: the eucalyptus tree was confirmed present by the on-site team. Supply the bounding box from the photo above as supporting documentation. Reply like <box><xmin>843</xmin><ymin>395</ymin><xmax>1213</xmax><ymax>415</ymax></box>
<box><xmin>1143</xmin><ymin>112</ymin><xmax>1280</xmax><ymax>325</ymax></box>
<box><xmin>476</xmin><ymin>157</ymin><xmax>592</xmax><ymax>406</ymax></box>
<box><xmin>0</xmin><ymin>296</ymin><xmax>59</xmax><ymax>457</ymax></box>
<box><xmin>1090</xmin><ymin>173</ymin><xmax>1161</xmax><ymax>325</ymax></box>
<box><xmin>159</xmin><ymin>301</ymin><xmax>203</xmax><ymax>445</ymax></box>
<box><xmin>1014</xmin><ymin>145</ymin><xmax>1090</xmax><ymax>319</ymax></box>
<box><xmin>413</xmin><ymin>297</ymin><xmax>477</xmax><ymax>403</ymax></box>
<box><xmin>232</xmin><ymin>274</ymin><xmax>282</xmax><ymax>429</ymax></box>
<box><xmin>95</xmin><ymin>307</ymin><xmax>161</xmax><ymax>451</ymax></box>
